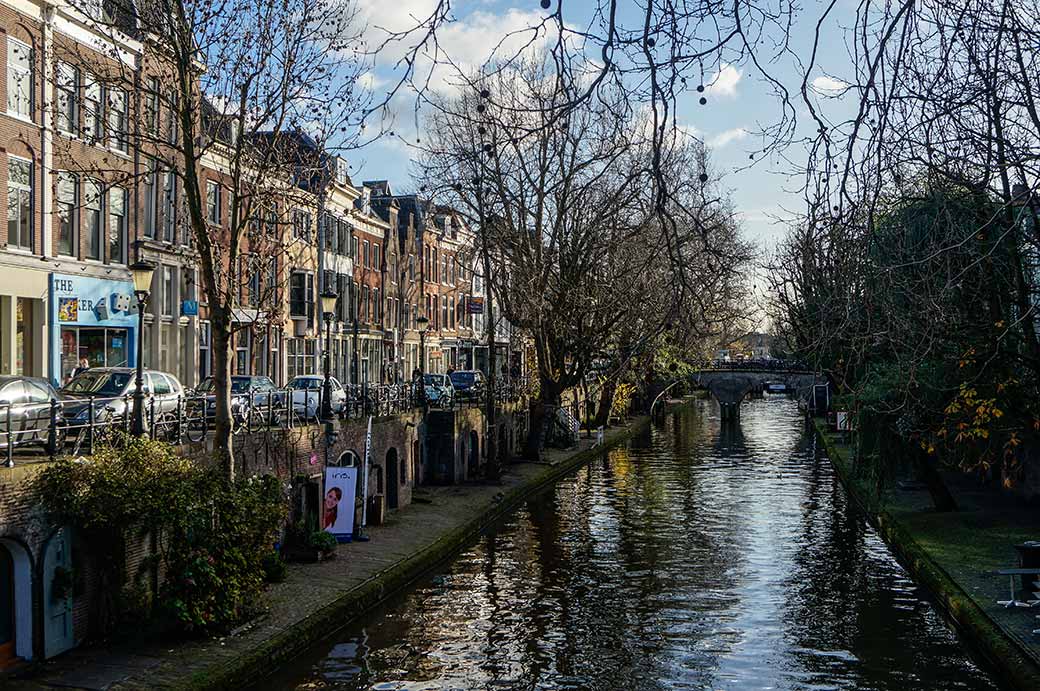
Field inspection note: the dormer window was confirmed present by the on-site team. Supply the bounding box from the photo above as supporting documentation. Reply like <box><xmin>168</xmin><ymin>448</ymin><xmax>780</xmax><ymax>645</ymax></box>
<box><xmin>335</xmin><ymin>157</ymin><xmax>349</xmax><ymax>186</ymax></box>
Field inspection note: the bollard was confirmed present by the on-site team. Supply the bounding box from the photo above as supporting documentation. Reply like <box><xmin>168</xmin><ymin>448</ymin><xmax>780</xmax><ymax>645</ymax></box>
<box><xmin>148</xmin><ymin>396</ymin><xmax>156</xmax><ymax>439</ymax></box>
<box><xmin>248</xmin><ymin>390</ymin><xmax>255</xmax><ymax>433</ymax></box>
<box><xmin>5</xmin><ymin>404</ymin><xmax>13</xmax><ymax>468</ymax></box>
<box><xmin>49</xmin><ymin>399</ymin><xmax>60</xmax><ymax>456</ymax></box>
<box><xmin>88</xmin><ymin>395</ymin><xmax>96</xmax><ymax>455</ymax></box>
<box><xmin>175</xmin><ymin>396</ymin><xmax>184</xmax><ymax>444</ymax></box>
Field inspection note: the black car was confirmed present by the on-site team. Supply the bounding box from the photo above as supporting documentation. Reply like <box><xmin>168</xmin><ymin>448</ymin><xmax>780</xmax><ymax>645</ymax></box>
<box><xmin>449</xmin><ymin>370</ymin><xmax>486</xmax><ymax>401</ymax></box>
<box><xmin>0</xmin><ymin>376</ymin><xmax>65</xmax><ymax>453</ymax></box>
<box><xmin>193</xmin><ymin>375</ymin><xmax>287</xmax><ymax>424</ymax></box>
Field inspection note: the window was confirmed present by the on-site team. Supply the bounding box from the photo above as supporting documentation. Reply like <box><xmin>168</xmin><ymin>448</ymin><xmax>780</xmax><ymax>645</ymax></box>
<box><xmin>56</xmin><ymin>61</ymin><xmax>78</xmax><ymax>133</ymax></box>
<box><xmin>143</xmin><ymin>159</ymin><xmax>159</xmax><ymax>239</ymax></box>
<box><xmin>7</xmin><ymin>157</ymin><xmax>32</xmax><ymax>251</ymax></box>
<box><xmin>362</xmin><ymin>285</ymin><xmax>370</xmax><ymax>322</ymax></box>
<box><xmin>449</xmin><ymin>296</ymin><xmax>455</xmax><ymax>329</ymax></box>
<box><xmin>108</xmin><ymin>187</ymin><xmax>127</xmax><ymax>264</ymax></box>
<box><xmin>337</xmin><ymin>273</ymin><xmax>349</xmax><ymax>322</ymax></box>
<box><xmin>267</xmin><ymin>257</ymin><xmax>278</xmax><ymax>301</ymax></box>
<box><xmin>206</xmin><ymin>181</ymin><xmax>221</xmax><ymax>224</ymax></box>
<box><xmin>83</xmin><ymin>74</ymin><xmax>102</xmax><ymax>141</ymax></box>
<box><xmin>373</xmin><ymin>243</ymin><xmax>380</xmax><ymax>269</ymax></box>
<box><xmin>162</xmin><ymin>265</ymin><xmax>175</xmax><ymax>316</ymax></box>
<box><xmin>441</xmin><ymin>295</ymin><xmax>448</xmax><ymax>330</ymax></box>
<box><xmin>235</xmin><ymin>331</ymin><xmax>250</xmax><ymax>375</ymax></box>
<box><xmin>7</xmin><ymin>38</ymin><xmax>32</xmax><ymax>119</ymax></box>
<box><xmin>162</xmin><ymin>170</ymin><xmax>177</xmax><ymax>242</ymax></box>
<box><xmin>84</xmin><ymin>179</ymin><xmax>102</xmax><ymax>259</ymax></box>
<box><xmin>363</xmin><ymin>240</ymin><xmax>370</xmax><ymax>268</ymax></box>
<box><xmin>292</xmin><ymin>209</ymin><xmax>311</xmax><ymax>241</ymax></box>
<box><xmin>108</xmin><ymin>88</ymin><xmax>127</xmax><ymax>152</ymax></box>
<box><xmin>337</xmin><ymin>219</ymin><xmax>349</xmax><ymax>256</ymax></box>
<box><xmin>373</xmin><ymin>287</ymin><xmax>380</xmax><ymax>323</ymax></box>
<box><xmin>145</xmin><ymin>77</ymin><xmax>160</xmax><ymax>136</ymax></box>
<box><xmin>352</xmin><ymin>280</ymin><xmax>359</xmax><ymax>321</ymax></box>
<box><xmin>409</xmin><ymin>254</ymin><xmax>415</xmax><ymax>280</ymax></box>
<box><xmin>166</xmin><ymin>89</ymin><xmax>179</xmax><ymax>144</ymax></box>
<box><xmin>57</xmin><ymin>172</ymin><xmax>77</xmax><ymax>256</ymax></box>
<box><xmin>352</xmin><ymin>236</ymin><xmax>358</xmax><ymax>259</ymax></box>
<box><xmin>289</xmin><ymin>271</ymin><xmax>314</xmax><ymax>319</ymax></box>
<box><xmin>287</xmin><ymin>338</ymin><xmax>316</xmax><ymax>379</ymax></box>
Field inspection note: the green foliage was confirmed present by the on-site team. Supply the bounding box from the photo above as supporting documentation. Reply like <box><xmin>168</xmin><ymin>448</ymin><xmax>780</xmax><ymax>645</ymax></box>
<box><xmin>34</xmin><ymin>434</ymin><xmax>286</xmax><ymax>636</ymax></box>
<box><xmin>307</xmin><ymin>530</ymin><xmax>338</xmax><ymax>553</ymax></box>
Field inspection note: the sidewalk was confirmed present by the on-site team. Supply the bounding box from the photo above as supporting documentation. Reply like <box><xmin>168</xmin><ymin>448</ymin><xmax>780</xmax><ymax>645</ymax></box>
<box><xmin>10</xmin><ymin>418</ymin><xmax>648</xmax><ymax>691</ymax></box>
<box><xmin>814</xmin><ymin>421</ymin><xmax>1040</xmax><ymax>691</ymax></box>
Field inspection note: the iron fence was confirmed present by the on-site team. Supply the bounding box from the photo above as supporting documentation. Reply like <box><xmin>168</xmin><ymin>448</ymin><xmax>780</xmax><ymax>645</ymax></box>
<box><xmin>1</xmin><ymin>377</ymin><xmax>532</xmax><ymax>466</ymax></box>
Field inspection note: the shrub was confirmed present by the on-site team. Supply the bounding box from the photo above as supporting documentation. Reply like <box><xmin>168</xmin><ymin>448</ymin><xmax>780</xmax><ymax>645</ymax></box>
<box><xmin>308</xmin><ymin>530</ymin><xmax>338</xmax><ymax>554</ymax></box>
<box><xmin>35</xmin><ymin>435</ymin><xmax>286</xmax><ymax>636</ymax></box>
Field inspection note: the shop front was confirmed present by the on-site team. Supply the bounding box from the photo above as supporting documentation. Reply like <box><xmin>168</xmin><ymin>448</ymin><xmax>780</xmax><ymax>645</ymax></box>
<box><xmin>49</xmin><ymin>274</ymin><xmax>138</xmax><ymax>386</ymax></box>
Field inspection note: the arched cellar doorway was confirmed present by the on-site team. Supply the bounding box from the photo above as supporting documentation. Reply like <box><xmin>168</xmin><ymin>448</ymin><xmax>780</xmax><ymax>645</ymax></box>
<box><xmin>0</xmin><ymin>539</ymin><xmax>33</xmax><ymax>666</ymax></box>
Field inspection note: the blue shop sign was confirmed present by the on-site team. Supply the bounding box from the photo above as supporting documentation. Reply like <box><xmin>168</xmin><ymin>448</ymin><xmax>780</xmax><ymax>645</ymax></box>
<box><xmin>182</xmin><ymin>300</ymin><xmax>199</xmax><ymax>317</ymax></box>
<box><xmin>50</xmin><ymin>273</ymin><xmax>138</xmax><ymax>327</ymax></box>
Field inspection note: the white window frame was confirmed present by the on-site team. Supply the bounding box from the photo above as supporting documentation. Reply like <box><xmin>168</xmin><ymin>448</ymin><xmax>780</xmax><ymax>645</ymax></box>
<box><xmin>56</xmin><ymin>171</ymin><xmax>78</xmax><ymax>257</ymax></box>
<box><xmin>55</xmin><ymin>61</ymin><xmax>78</xmax><ymax>134</ymax></box>
<box><xmin>107</xmin><ymin>87</ymin><xmax>128</xmax><ymax>153</ymax></box>
<box><xmin>107</xmin><ymin>186</ymin><xmax>127</xmax><ymax>264</ymax></box>
<box><xmin>7</xmin><ymin>155</ymin><xmax>32</xmax><ymax>251</ymax></box>
<box><xmin>6</xmin><ymin>38</ymin><xmax>32</xmax><ymax>120</ymax></box>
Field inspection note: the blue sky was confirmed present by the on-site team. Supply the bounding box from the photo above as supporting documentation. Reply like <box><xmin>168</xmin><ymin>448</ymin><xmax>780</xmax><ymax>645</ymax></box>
<box><xmin>346</xmin><ymin>0</ymin><xmax>859</xmax><ymax>281</ymax></box>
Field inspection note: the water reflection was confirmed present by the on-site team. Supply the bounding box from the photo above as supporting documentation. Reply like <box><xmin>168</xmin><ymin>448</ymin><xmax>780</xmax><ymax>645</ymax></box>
<box><xmin>263</xmin><ymin>398</ymin><xmax>999</xmax><ymax>691</ymax></box>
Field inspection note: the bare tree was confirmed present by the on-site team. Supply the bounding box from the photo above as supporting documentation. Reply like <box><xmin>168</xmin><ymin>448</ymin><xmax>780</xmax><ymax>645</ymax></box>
<box><xmin>53</xmin><ymin>0</ymin><xmax>370</xmax><ymax>477</ymax></box>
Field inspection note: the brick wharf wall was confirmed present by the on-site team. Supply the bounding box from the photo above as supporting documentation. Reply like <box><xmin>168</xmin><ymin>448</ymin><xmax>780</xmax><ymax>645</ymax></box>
<box><xmin>0</xmin><ymin>403</ymin><xmax>528</xmax><ymax>662</ymax></box>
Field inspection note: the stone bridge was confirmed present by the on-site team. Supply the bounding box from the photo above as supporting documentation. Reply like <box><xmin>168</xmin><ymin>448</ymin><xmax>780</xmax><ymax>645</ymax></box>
<box><xmin>691</xmin><ymin>368</ymin><xmax>825</xmax><ymax>419</ymax></box>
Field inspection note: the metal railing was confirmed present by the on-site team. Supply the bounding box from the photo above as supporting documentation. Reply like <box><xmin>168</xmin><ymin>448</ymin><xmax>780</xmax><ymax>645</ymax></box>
<box><xmin>0</xmin><ymin>377</ymin><xmax>532</xmax><ymax>466</ymax></box>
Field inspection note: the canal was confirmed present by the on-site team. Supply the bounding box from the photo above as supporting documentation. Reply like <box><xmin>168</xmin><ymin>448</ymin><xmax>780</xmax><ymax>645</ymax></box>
<box><xmin>262</xmin><ymin>397</ymin><xmax>1002</xmax><ymax>690</ymax></box>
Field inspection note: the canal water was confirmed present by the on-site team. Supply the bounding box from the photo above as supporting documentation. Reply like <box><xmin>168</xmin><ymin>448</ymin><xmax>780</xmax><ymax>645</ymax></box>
<box><xmin>262</xmin><ymin>397</ymin><xmax>1001</xmax><ymax>690</ymax></box>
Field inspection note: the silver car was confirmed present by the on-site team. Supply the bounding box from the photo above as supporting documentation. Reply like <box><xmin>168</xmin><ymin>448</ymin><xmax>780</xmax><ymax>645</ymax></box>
<box><xmin>60</xmin><ymin>367</ymin><xmax>185</xmax><ymax>429</ymax></box>
<box><xmin>287</xmin><ymin>375</ymin><xmax>347</xmax><ymax>419</ymax></box>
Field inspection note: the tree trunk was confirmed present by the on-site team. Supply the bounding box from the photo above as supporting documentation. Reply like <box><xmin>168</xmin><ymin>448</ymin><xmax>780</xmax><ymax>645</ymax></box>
<box><xmin>210</xmin><ymin>315</ymin><xmax>235</xmax><ymax>481</ymax></box>
<box><xmin>594</xmin><ymin>376</ymin><xmax>617</xmax><ymax>428</ymax></box>
<box><xmin>523</xmin><ymin>376</ymin><xmax>561</xmax><ymax>462</ymax></box>
<box><xmin>914</xmin><ymin>453</ymin><xmax>958</xmax><ymax>512</ymax></box>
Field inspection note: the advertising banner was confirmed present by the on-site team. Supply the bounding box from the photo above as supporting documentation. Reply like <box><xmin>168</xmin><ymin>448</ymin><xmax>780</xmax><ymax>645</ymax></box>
<box><xmin>323</xmin><ymin>466</ymin><xmax>358</xmax><ymax>541</ymax></box>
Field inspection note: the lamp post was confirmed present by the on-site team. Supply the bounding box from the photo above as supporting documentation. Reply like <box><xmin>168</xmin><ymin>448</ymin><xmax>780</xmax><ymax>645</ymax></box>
<box><xmin>320</xmin><ymin>289</ymin><xmax>337</xmax><ymax>423</ymax></box>
<box><xmin>129</xmin><ymin>259</ymin><xmax>156</xmax><ymax>436</ymax></box>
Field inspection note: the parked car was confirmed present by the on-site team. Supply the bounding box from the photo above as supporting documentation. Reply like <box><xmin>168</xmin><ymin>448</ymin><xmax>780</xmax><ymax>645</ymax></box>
<box><xmin>0</xmin><ymin>376</ymin><xmax>65</xmax><ymax>452</ymax></box>
<box><xmin>449</xmin><ymin>370</ymin><xmax>486</xmax><ymax>401</ymax></box>
<box><xmin>287</xmin><ymin>375</ymin><xmax>348</xmax><ymax>419</ymax></box>
<box><xmin>193</xmin><ymin>375</ymin><xmax>286</xmax><ymax>424</ymax></box>
<box><xmin>60</xmin><ymin>367</ymin><xmax>185</xmax><ymax>430</ymax></box>
<box><xmin>423</xmin><ymin>373</ymin><xmax>455</xmax><ymax>407</ymax></box>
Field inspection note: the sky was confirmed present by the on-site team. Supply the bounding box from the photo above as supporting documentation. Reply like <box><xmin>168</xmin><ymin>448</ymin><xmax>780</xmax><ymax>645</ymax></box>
<box><xmin>343</xmin><ymin>0</ymin><xmax>860</xmax><ymax>301</ymax></box>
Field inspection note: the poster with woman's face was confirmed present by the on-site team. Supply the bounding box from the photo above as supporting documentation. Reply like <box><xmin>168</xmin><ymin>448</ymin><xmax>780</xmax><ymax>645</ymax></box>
<box><xmin>323</xmin><ymin>466</ymin><xmax>358</xmax><ymax>538</ymax></box>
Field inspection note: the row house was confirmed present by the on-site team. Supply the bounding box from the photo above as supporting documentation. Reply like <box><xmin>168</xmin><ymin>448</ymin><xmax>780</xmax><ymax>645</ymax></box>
<box><xmin>366</xmin><ymin>185</ymin><xmax>520</xmax><ymax>379</ymax></box>
<box><xmin>0</xmin><ymin>0</ymin><xmax>181</xmax><ymax>390</ymax></box>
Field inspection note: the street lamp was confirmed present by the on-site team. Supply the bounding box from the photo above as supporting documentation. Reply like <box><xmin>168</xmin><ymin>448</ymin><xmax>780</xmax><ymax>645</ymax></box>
<box><xmin>320</xmin><ymin>288</ymin><xmax>338</xmax><ymax>422</ymax></box>
<box><xmin>130</xmin><ymin>259</ymin><xmax>156</xmax><ymax>436</ymax></box>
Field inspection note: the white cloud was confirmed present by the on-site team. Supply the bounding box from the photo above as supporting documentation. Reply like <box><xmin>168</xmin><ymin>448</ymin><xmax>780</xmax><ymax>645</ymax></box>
<box><xmin>706</xmin><ymin>63</ymin><xmax>741</xmax><ymax>98</ymax></box>
<box><xmin>358</xmin><ymin>71</ymin><xmax>386</xmax><ymax>91</ymax></box>
<box><xmin>708</xmin><ymin>127</ymin><xmax>749</xmax><ymax>148</ymax></box>
<box><xmin>810</xmin><ymin>75</ymin><xmax>849</xmax><ymax>96</ymax></box>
